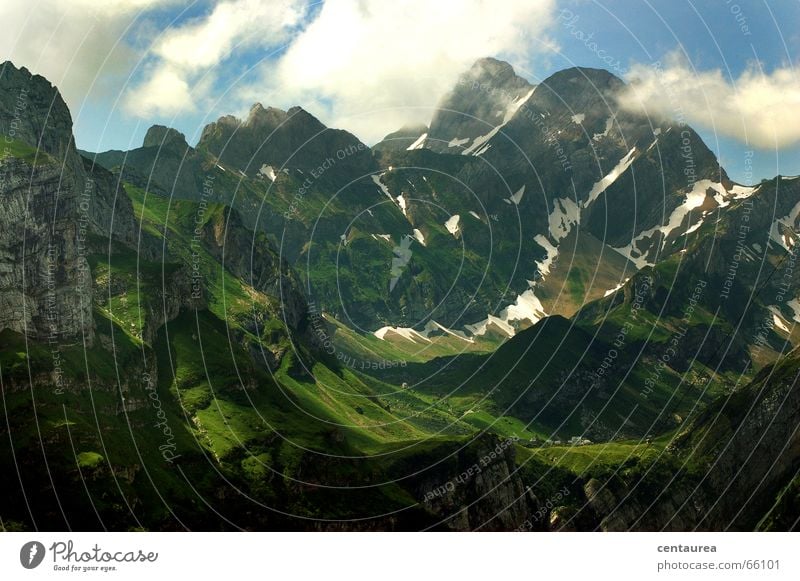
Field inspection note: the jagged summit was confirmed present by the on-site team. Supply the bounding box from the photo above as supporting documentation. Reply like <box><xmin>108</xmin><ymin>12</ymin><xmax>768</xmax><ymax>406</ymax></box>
<box><xmin>372</xmin><ymin>123</ymin><xmax>429</xmax><ymax>154</ymax></box>
<box><xmin>208</xmin><ymin>103</ymin><xmax>318</xmax><ymax>132</ymax></box>
<box><xmin>458</xmin><ymin>57</ymin><xmax>532</xmax><ymax>93</ymax></box>
<box><xmin>467</xmin><ymin>56</ymin><xmax>520</xmax><ymax>77</ymax></box>
<box><xmin>0</xmin><ymin>60</ymin><xmax>74</xmax><ymax>159</ymax></box>
<box><xmin>541</xmin><ymin>66</ymin><xmax>623</xmax><ymax>87</ymax></box>
<box><xmin>244</xmin><ymin>102</ymin><xmax>297</xmax><ymax>127</ymax></box>
<box><xmin>532</xmin><ymin>66</ymin><xmax>625</xmax><ymax>114</ymax></box>
<box><xmin>142</xmin><ymin>124</ymin><xmax>188</xmax><ymax>150</ymax></box>
<box><xmin>198</xmin><ymin>101</ymin><xmax>375</xmax><ymax>179</ymax></box>
<box><xmin>424</xmin><ymin>57</ymin><xmax>534</xmax><ymax>152</ymax></box>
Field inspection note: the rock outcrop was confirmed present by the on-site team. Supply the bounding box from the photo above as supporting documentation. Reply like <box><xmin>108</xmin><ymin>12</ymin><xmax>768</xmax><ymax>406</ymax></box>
<box><xmin>0</xmin><ymin>61</ymin><xmax>165</xmax><ymax>343</ymax></box>
<box><xmin>194</xmin><ymin>204</ymin><xmax>307</xmax><ymax>332</ymax></box>
<box><xmin>0</xmin><ymin>61</ymin><xmax>75</xmax><ymax>161</ymax></box>
<box><xmin>425</xmin><ymin>57</ymin><xmax>534</xmax><ymax>152</ymax></box>
<box><xmin>0</xmin><ymin>157</ymin><xmax>93</xmax><ymax>341</ymax></box>
<box><xmin>584</xmin><ymin>352</ymin><xmax>800</xmax><ymax>530</ymax></box>
<box><xmin>1</xmin><ymin>62</ymin><xmax>93</xmax><ymax>341</ymax></box>
<box><xmin>409</xmin><ymin>434</ymin><xmax>540</xmax><ymax>531</ymax></box>
<box><xmin>198</xmin><ymin>103</ymin><xmax>377</xmax><ymax>183</ymax></box>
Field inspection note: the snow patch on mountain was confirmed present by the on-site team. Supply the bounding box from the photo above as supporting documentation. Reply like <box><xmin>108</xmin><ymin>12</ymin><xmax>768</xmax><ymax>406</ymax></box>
<box><xmin>372</xmin><ymin>173</ymin><xmax>393</xmax><ymax>200</ymax></box>
<box><xmin>466</xmin><ymin>288</ymin><xmax>547</xmax><ymax>338</ymax></box>
<box><xmin>584</xmin><ymin>147</ymin><xmax>637</xmax><ymax>207</ymax></box>
<box><xmin>614</xmin><ymin>179</ymin><xmax>725</xmax><ymax>267</ymax></box>
<box><xmin>465</xmin><ymin>314</ymin><xmax>515</xmax><ymax>338</ymax></box>
<box><xmin>680</xmin><ymin>181</ymin><xmax>730</xmax><ymax>234</ymax></box>
<box><xmin>571</xmin><ymin>113</ymin><xmax>585</xmax><ymax>124</ymax></box>
<box><xmin>603</xmin><ymin>278</ymin><xmax>629</xmax><ymax>297</ymax></box>
<box><xmin>770</xmin><ymin>198</ymin><xmax>800</xmax><ymax>252</ymax></box>
<box><xmin>504</xmin><ymin>185</ymin><xmax>525</xmax><ymax>206</ymax></box>
<box><xmin>389</xmin><ymin>235</ymin><xmax>414</xmax><ymax>291</ymax></box>
<box><xmin>534</xmin><ymin>234</ymin><xmax>558</xmax><ymax>280</ymax></box>
<box><xmin>593</xmin><ymin>117</ymin><xmax>614</xmax><ymax>141</ymax></box>
<box><xmin>412</xmin><ymin>228</ymin><xmax>426</xmax><ymax>246</ymax></box>
<box><xmin>504</xmin><ymin>88</ymin><xmax>536</xmax><ymax>122</ymax></box>
<box><xmin>548</xmin><ymin>197</ymin><xmax>581</xmax><ymax>242</ymax></box>
<box><xmin>259</xmin><ymin>164</ymin><xmax>277</xmax><ymax>181</ymax></box>
<box><xmin>664</xmin><ymin>179</ymin><xmax>720</xmax><ymax>230</ymax></box>
<box><xmin>468</xmin><ymin>210</ymin><xmax>482</xmax><ymax>221</ymax></box>
<box><xmin>372</xmin><ymin>173</ymin><xmax>411</xmax><ymax>218</ymax></box>
<box><xmin>374</xmin><ymin>319</ymin><xmax>475</xmax><ymax>344</ymax></box>
<box><xmin>448</xmin><ymin>136</ymin><xmax>470</xmax><ymax>148</ymax></box>
<box><xmin>406</xmin><ymin>132</ymin><xmax>428</xmax><ymax>150</ymax></box>
<box><xmin>462</xmin><ymin>87</ymin><xmax>535</xmax><ymax>156</ymax></box>
<box><xmin>769</xmin><ymin>306</ymin><xmax>792</xmax><ymax>333</ymax></box>
<box><xmin>445</xmin><ymin>214</ymin><xmax>461</xmax><ymax>236</ymax></box>
<box><xmin>374</xmin><ymin>326</ymin><xmax>431</xmax><ymax>343</ymax></box>
<box><xmin>787</xmin><ymin>299</ymin><xmax>800</xmax><ymax>323</ymax></box>
<box><xmin>422</xmin><ymin>320</ymin><xmax>474</xmax><ymax>343</ymax></box>
<box><xmin>397</xmin><ymin>193</ymin><xmax>408</xmax><ymax>216</ymax></box>
<box><xmin>499</xmin><ymin>290</ymin><xmax>547</xmax><ymax>326</ymax></box>
<box><xmin>474</xmin><ymin>143</ymin><xmax>492</xmax><ymax>156</ymax></box>
<box><xmin>729</xmin><ymin>184</ymin><xmax>757</xmax><ymax>199</ymax></box>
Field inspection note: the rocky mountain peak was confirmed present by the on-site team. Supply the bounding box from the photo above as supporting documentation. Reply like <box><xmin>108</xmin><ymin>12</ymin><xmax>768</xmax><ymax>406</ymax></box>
<box><xmin>424</xmin><ymin>57</ymin><xmax>534</xmax><ymax>152</ymax></box>
<box><xmin>244</xmin><ymin>102</ymin><xmax>288</xmax><ymax>127</ymax></box>
<box><xmin>542</xmin><ymin>66</ymin><xmax>623</xmax><ymax>89</ymax></box>
<box><xmin>198</xmin><ymin>102</ymin><xmax>374</xmax><ymax>179</ymax></box>
<box><xmin>373</xmin><ymin>123</ymin><xmax>429</xmax><ymax>154</ymax></box>
<box><xmin>142</xmin><ymin>124</ymin><xmax>188</xmax><ymax>150</ymax></box>
<box><xmin>464</xmin><ymin>57</ymin><xmax>526</xmax><ymax>86</ymax></box>
<box><xmin>0</xmin><ymin>60</ymin><xmax>75</xmax><ymax>160</ymax></box>
<box><xmin>534</xmin><ymin>66</ymin><xmax>625</xmax><ymax>113</ymax></box>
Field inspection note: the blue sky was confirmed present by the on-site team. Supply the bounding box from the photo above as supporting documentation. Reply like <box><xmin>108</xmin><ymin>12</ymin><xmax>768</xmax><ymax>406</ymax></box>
<box><xmin>547</xmin><ymin>0</ymin><xmax>800</xmax><ymax>183</ymax></box>
<box><xmin>3</xmin><ymin>0</ymin><xmax>798</xmax><ymax>183</ymax></box>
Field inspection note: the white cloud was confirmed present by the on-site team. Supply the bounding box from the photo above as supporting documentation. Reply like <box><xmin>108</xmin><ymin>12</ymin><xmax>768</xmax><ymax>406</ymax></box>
<box><xmin>154</xmin><ymin>0</ymin><xmax>305</xmax><ymax>71</ymax></box>
<box><xmin>264</xmin><ymin>0</ymin><xmax>558</xmax><ymax>142</ymax></box>
<box><xmin>0</xmin><ymin>0</ymin><xmax>179</xmax><ymax>110</ymax></box>
<box><xmin>618</xmin><ymin>52</ymin><xmax>800</xmax><ymax>149</ymax></box>
<box><xmin>126</xmin><ymin>64</ymin><xmax>196</xmax><ymax>117</ymax></box>
<box><xmin>122</xmin><ymin>0</ymin><xmax>557</xmax><ymax>138</ymax></box>
<box><xmin>6</xmin><ymin>0</ymin><xmax>797</xmax><ymax>154</ymax></box>
<box><xmin>123</xmin><ymin>0</ymin><xmax>307</xmax><ymax>117</ymax></box>
<box><xmin>3</xmin><ymin>0</ymin><xmax>557</xmax><ymax>140</ymax></box>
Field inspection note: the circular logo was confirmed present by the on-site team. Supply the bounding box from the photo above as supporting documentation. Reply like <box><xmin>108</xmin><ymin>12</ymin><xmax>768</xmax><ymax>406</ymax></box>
<box><xmin>19</xmin><ymin>541</ymin><xmax>46</xmax><ymax>569</ymax></box>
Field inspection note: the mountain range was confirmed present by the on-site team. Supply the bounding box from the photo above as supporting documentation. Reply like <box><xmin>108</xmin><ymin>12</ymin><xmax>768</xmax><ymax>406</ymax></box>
<box><xmin>1</xmin><ymin>56</ymin><xmax>799</xmax><ymax>531</ymax></box>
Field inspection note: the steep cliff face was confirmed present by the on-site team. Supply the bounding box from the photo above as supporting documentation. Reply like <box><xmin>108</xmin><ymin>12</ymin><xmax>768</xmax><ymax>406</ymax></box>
<box><xmin>425</xmin><ymin>57</ymin><xmax>534</xmax><ymax>152</ymax></box>
<box><xmin>194</xmin><ymin>205</ymin><xmax>307</xmax><ymax>331</ymax></box>
<box><xmin>142</xmin><ymin>125</ymin><xmax>189</xmax><ymax>150</ymax></box>
<box><xmin>81</xmin><ymin>157</ymin><xmax>162</xmax><ymax>260</ymax></box>
<box><xmin>0</xmin><ymin>61</ymin><xmax>74</xmax><ymax>162</ymax></box>
<box><xmin>0</xmin><ymin>62</ymin><xmax>158</xmax><ymax>343</ymax></box>
<box><xmin>403</xmin><ymin>435</ymin><xmax>541</xmax><ymax>531</ymax></box>
<box><xmin>0</xmin><ymin>62</ymin><xmax>92</xmax><ymax>341</ymax></box>
<box><xmin>0</xmin><ymin>158</ymin><xmax>93</xmax><ymax>341</ymax></box>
